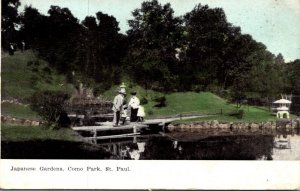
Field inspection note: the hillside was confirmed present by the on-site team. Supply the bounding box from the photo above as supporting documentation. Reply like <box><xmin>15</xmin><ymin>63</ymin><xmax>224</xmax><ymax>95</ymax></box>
<box><xmin>103</xmin><ymin>84</ymin><xmax>277</xmax><ymax>122</ymax></box>
<box><xmin>1</xmin><ymin>50</ymin><xmax>73</xmax><ymax>101</ymax></box>
<box><xmin>1</xmin><ymin>50</ymin><xmax>277</xmax><ymax>122</ymax></box>
<box><xmin>1</xmin><ymin>50</ymin><xmax>74</xmax><ymax>119</ymax></box>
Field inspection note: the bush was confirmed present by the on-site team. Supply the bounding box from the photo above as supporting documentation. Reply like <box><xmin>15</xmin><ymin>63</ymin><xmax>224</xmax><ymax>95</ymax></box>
<box><xmin>140</xmin><ymin>97</ymin><xmax>148</xmax><ymax>105</ymax></box>
<box><xmin>237</xmin><ymin>109</ymin><xmax>244</xmax><ymax>119</ymax></box>
<box><xmin>147</xmin><ymin>110</ymin><xmax>154</xmax><ymax>116</ymax></box>
<box><xmin>191</xmin><ymin>85</ymin><xmax>203</xmax><ymax>92</ymax></box>
<box><xmin>93</xmin><ymin>85</ymin><xmax>105</xmax><ymax>97</ymax></box>
<box><xmin>30</xmin><ymin>91</ymin><xmax>70</xmax><ymax>128</ymax></box>
<box><xmin>228</xmin><ymin>109</ymin><xmax>244</xmax><ymax>119</ymax></box>
<box><xmin>153</xmin><ymin>96</ymin><xmax>166</xmax><ymax>108</ymax></box>
<box><xmin>42</xmin><ymin>67</ymin><xmax>52</xmax><ymax>75</ymax></box>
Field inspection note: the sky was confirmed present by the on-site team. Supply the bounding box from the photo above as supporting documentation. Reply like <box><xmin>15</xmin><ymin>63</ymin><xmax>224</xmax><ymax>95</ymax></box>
<box><xmin>19</xmin><ymin>0</ymin><xmax>300</xmax><ymax>62</ymax></box>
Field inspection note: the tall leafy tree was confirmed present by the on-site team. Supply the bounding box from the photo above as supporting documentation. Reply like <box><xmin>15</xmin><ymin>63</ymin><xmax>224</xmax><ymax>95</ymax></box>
<box><xmin>21</xmin><ymin>6</ymin><xmax>82</xmax><ymax>73</ymax></box>
<box><xmin>289</xmin><ymin>59</ymin><xmax>300</xmax><ymax>114</ymax></box>
<box><xmin>127</xmin><ymin>0</ymin><xmax>183</xmax><ymax>91</ymax></box>
<box><xmin>20</xmin><ymin>6</ymin><xmax>48</xmax><ymax>49</ymax></box>
<box><xmin>1</xmin><ymin>0</ymin><xmax>21</xmax><ymax>49</ymax></box>
<box><xmin>73</xmin><ymin>12</ymin><xmax>127</xmax><ymax>90</ymax></box>
<box><xmin>183</xmin><ymin>4</ymin><xmax>232</xmax><ymax>90</ymax></box>
<box><xmin>45</xmin><ymin>6</ymin><xmax>81</xmax><ymax>73</ymax></box>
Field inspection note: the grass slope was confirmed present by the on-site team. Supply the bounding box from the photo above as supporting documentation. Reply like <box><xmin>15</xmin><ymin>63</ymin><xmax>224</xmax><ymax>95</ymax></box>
<box><xmin>104</xmin><ymin>84</ymin><xmax>276</xmax><ymax>122</ymax></box>
<box><xmin>1</xmin><ymin>103</ymin><xmax>40</xmax><ymax>120</ymax></box>
<box><xmin>1</xmin><ymin>51</ymin><xmax>276</xmax><ymax>123</ymax></box>
<box><xmin>1</xmin><ymin>124</ymin><xmax>76</xmax><ymax>141</ymax></box>
<box><xmin>1</xmin><ymin>50</ymin><xmax>73</xmax><ymax>101</ymax></box>
<box><xmin>1</xmin><ymin>50</ymin><xmax>74</xmax><ymax>119</ymax></box>
<box><xmin>144</xmin><ymin>92</ymin><xmax>234</xmax><ymax>117</ymax></box>
<box><xmin>178</xmin><ymin>107</ymin><xmax>277</xmax><ymax>123</ymax></box>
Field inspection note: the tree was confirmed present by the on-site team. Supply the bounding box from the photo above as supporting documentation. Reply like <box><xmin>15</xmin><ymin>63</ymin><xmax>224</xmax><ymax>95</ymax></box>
<box><xmin>1</xmin><ymin>0</ymin><xmax>21</xmax><ymax>49</ymax></box>
<box><xmin>20</xmin><ymin>5</ymin><xmax>127</xmax><ymax>91</ymax></box>
<box><xmin>289</xmin><ymin>59</ymin><xmax>300</xmax><ymax>114</ymax></box>
<box><xmin>73</xmin><ymin>12</ymin><xmax>127</xmax><ymax>90</ymax></box>
<box><xmin>126</xmin><ymin>0</ymin><xmax>183</xmax><ymax>91</ymax></box>
<box><xmin>183</xmin><ymin>4</ymin><xmax>232</xmax><ymax>90</ymax></box>
<box><xmin>30</xmin><ymin>91</ymin><xmax>70</xmax><ymax>128</ymax></box>
<box><xmin>275</xmin><ymin>53</ymin><xmax>285</xmax><ymax>65</ymax></box>
<box><xmin>20</xmin><ymin>6</ymin><xmax>48</xmax><ymax>49</ymax></box>
<box><xmin>21</xmin><ymin>6</ymin><xmax>82</xmax><ymax>73</ymax></box>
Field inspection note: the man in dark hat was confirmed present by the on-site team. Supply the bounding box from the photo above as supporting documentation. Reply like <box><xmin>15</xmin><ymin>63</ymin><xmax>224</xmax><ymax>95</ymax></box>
<box><xmin>112</xmin><ymin>88</ymin><xmax>126</xmax><ymax>127</ymax></box>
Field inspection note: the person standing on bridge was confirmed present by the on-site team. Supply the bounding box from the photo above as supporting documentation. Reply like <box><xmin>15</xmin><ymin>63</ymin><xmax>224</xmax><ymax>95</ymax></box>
<box><xmin>112</xmin><ymin>89</ymin><xmax>126</xmax><ymax>127</ymax></box>
<box><xmin>128</xmin><ymin>91</ymin><xmax>140</xmax><ymax>122</ymax></box>
<box><xmin>137</xmin><ymin>104</ymin><xmax>145</xmax><ymax>122</ymax></box>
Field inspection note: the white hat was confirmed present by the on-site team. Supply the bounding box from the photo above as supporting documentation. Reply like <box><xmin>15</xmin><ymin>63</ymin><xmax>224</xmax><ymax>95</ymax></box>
<box><xmin>118</xmin><ymin>88</ymin><xmax>126</xmax><ymax>94</ymax></box>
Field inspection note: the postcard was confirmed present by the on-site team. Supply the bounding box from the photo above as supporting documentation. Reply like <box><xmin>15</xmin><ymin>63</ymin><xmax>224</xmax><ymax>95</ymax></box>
<box><xmin>1</xmin><ymin>0</ymin><xmax>300</xmax><ymax>189</ymax></box>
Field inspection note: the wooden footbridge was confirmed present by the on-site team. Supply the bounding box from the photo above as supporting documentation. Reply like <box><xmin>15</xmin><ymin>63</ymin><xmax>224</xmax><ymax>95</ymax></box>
<box><xmin>71</xmin><ymin>116</ymin><xmax>200</xmax><ymax>140</ymax></box>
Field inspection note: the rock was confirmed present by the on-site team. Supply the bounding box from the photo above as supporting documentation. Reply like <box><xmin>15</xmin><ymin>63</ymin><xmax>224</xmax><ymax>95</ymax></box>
<box><xmin>24</xmin><ymin>120</ymin><xmax>32</xmax><ymax>126</ymax></box>
<box><xmin>190</xmin><ymin>124</ymin><xmax>196</xmax><ymax>132</ymax></box>
<box><xmin>167</xmin><ymin>124</ymin><xmax>175</xmax><ymax>132</ymax></box>
<box><xmin>285</xmin><ymin>124</ymin><xmax>292</xmax><ymax>128</ymax></box>
<box><xmin>291</xmin><ymin>120</ymin><xmax>298</xmax><ymax>128</ymax></box>
<box><xmin>250</xmin><ymin>123</ymin><xmax>259</xmax><ymax>129</ymax></box>
<box><xmin>15</xmin><ymin>118</ymin><xmax>22</xmax><ymax>124</ymax></box>
<box><xmin>263</xmin><ymin>122</ymin><xmax>272</xmax><ymax>128</ymax></box>
<box><xmin>203</xmin><ymin>122</ymin><xmax>210</xmax><ymax>129</ymax></box>
<box><xmin>232</xmin><ymin>123</ymin><xmax>238</xmax><ymax>129</ymax></box>
<box><xmin>237</xmin><ymin>123</ymin><xmax>243</xmax><ymax>129</ymax></box>
<box><xmin>271</xmin><ymin>122</ymin><xmax>276</xmax><ymax>129</ymax></box>
<box><xmin>1</xmin><ymin>116</ymin><xmax>8</xmax><ymax>122</ymax></box>
<box><xmin>194</xmin><ymin>125</ymin><xmax>203</xmax><ymax>132</ymax></box>
<box><xmin>210</xmin><ymin>120</ymin><xmax>219</xmax><ymax>128</ymax></box>
<box><xmin>31</xmin><ymin>121</ymin><xmax>40</xmax><ymax>126</ymax></box>
<box><xmin>180</xmin><ymin>124</ymin><xmax>188</xmax><ymax>132</ymax></box>
<box><xmin>219</xmin><ymin>123</ymin><xmax>229</xmax><ymax>129</ymax></box>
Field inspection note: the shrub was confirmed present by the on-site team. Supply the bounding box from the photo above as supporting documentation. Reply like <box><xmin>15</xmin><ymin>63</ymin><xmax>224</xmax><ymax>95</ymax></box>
<box><xmin>191</xmin><ymin>84</ymin><xmax>204</xmax><ymax>92</ymax></box>
<box><xmin>228</xmin><ymin>109</ymin><xmax>244</xmax><ymax>119</ymax></box>
<box><xmin>153</xmin><ymin>96</ymin><xmax>166</xmax><ymax>108</ymax></box>
<box><xmin>30</xmin><ymin>91</ymin><xmax>70</xmax><ymax>128</ymax></box>
<box><xmin>42</xmin><ymin>67</ymin><xmax>52</xmax><ymax>75</ymax></box>
<box><xmin>140</xmin><ymin>97</ymin><xmax>148</xmax><ymax>105</ymax></box>
<box><xmin>147</xmin><ymin>110</ymin><xmax>154</xmax><ymax>116</ymax></box>
<box><xmin>93</xmin><ymin>85</ymin><xmax>105</xmax><ymax>97</ymax></box>
<box><xmin>237</xmin><ymin>109</ymin><xmax>244</xmax><ymax>119</ymax></box>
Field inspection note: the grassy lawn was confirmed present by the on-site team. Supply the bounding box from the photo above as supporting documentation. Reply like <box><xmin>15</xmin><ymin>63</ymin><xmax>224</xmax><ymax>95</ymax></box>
<box><xmin>105</xmin><ymin>86</ymin><xmax>235</xmax><ymax>116</ymax></box>
<box><xmin>104</xmin><ymin>84</ymin><xmax>277</xmax><ymax>121</ymax></box>
<box><xmin>1</xmin><ymin>124</ymin><xmax>77</xmax><ymax>142</ymax></box>
<box><xmin>175</xmin><ymin>106</ymin><xmax>292</xmax><ymax>123</ymax></box>
<box><xmin>103</xmin><ymin>83</ymin><xmax>163</xmax><ymax>102</ymax></box>
<box><xmin>1</xmin><ymin>50</ymin><xmax>74</xmax><ymax>101</ymax></box>
<box><xmin>1</xmin><ymin>102</ymin><xmax>40</xmax><ymax>120</ymax></box>
<box><xmin>144</xmin><ymin>92</ymin><xmax>235</xmax><ymax>117</ymax></box>
<box><xmin>1</xmin><ymin>51</ymin><xmax>279</xmax><ymax>124</ymax></box>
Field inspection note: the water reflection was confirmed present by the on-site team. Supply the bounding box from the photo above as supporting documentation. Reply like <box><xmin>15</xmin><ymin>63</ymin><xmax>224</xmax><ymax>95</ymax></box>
<box><xmin>3</xmin><ymin>129</ymin><xmax>299</xmax><ymax>159</ymax></box>
<box><xmin>272</xmin><ymin>134</ymin><xmax>300</xmax><ymax>160</ymax></box>
<box><xmin>96</xmin><ymin>129</ymin><xmax>300</xmax><ymax>160</ymax></box>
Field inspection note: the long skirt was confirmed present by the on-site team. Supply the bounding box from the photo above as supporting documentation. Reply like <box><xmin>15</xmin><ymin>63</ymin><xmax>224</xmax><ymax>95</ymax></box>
<box><xmin>130</xmin><ymin>108</ymin><xmax>138</xmax><ymax>122</ymax></box>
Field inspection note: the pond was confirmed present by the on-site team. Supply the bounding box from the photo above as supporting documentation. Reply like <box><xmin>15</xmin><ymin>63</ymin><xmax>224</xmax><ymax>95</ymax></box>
<box><xmin>2</xmin><ymin>128</ymin><xmax>300</xmax><ymax>160</ymax></box>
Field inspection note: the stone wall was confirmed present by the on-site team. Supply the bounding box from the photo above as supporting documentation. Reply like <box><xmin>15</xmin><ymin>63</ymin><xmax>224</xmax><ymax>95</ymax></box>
<box><xmin>167</xmin><ymin>119</ymin><xmax>300</xmax><ymax>132</ymax></box>
<box><xmin>1</xmin><ymin>115</ymin><xmax>44</xmax><ymax>126</ymax></box>
<box><xmin>1</xmin><ymin>99</ymin><xmax>28</xmax><ymax>106</ymax></box>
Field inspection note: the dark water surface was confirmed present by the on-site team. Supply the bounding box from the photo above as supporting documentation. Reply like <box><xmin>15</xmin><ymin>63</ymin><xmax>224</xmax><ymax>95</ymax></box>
<box><xmin>2</xmin><ymin>129</ymin><xmax>300</xmax><ymax>160</ymax></box>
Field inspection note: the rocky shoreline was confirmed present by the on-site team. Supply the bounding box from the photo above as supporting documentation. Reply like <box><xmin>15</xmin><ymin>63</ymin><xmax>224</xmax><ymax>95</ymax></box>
<box><xmin>167</xmin><ymin>119</ymin><xmax>300</xmax><ymax>132</ymax></box>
